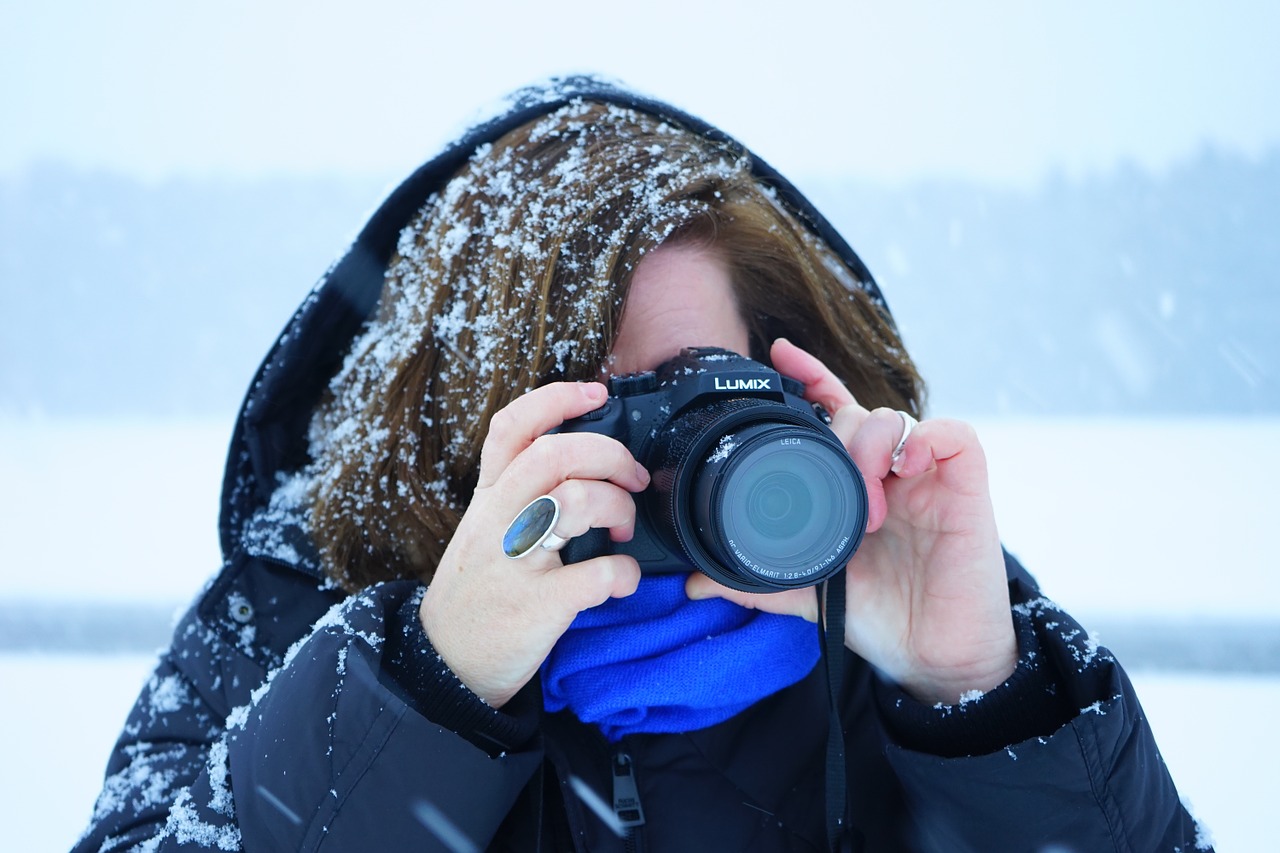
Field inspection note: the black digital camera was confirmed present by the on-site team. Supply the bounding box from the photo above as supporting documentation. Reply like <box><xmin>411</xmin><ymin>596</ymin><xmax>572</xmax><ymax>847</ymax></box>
<box><xmin>558</xmin><ymin>347</ymin><xmax>868</xmax><ymax>593</ymax></box>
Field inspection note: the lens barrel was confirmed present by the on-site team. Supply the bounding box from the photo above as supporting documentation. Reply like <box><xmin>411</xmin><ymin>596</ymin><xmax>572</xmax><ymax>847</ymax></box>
<box><xmin>649</xmin><ymin>397</ymin><xmax>867</xmax><ymax>592</ymax></box>
<box><xmin>690</xmin><ymin>421</ymin><xmax>865</xmax><ymax>590</ymax></box>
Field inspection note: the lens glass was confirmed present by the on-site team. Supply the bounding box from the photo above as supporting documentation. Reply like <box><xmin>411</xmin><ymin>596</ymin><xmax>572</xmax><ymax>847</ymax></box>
<box><xmin>722</xmin><ymin>440</ymin><xmax>847</xmax><ymax>567</ymax></box>
<box><xmin>687</xmin><ymin>423</ymin><xmax>862</xmax><ymax>587</ymax></box>
<box><xmin>747</xmin><ymin>468</ymin><xmax>814</xmax><ymax>542</ymax></box>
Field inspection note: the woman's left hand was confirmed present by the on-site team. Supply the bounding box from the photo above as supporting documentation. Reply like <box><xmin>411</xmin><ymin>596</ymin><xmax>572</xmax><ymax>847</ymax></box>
<box><xmin>686</xmin><ymin>339</ymin><xmax>1017</xmax><ymax>704</ymax></box>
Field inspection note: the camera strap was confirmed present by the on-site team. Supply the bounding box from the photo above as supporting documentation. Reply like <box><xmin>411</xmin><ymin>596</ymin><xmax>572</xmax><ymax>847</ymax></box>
<box><xmin>821</xmin><ymin>572</ymin><xmax>848</xmax><ymax>852</ymax></box>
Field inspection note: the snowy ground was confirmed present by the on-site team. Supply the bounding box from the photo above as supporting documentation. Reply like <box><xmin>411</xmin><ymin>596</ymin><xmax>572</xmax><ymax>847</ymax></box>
<box><xmin>2</xmin><ymin>418</ymin><xmax>1277</xmax><ymax>850</ymax></box>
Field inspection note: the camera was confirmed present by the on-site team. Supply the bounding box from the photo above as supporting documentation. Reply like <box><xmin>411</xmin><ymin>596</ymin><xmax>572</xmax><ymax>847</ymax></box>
<box><xmin>558</xmin><ymin>347</ymin><xmax>868</xmax><ymax>593</ymax></box>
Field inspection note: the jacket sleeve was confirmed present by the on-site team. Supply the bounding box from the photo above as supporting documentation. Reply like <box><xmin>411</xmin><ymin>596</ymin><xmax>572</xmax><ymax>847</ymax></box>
<box><xmin>873</xmin><ymin>552</ymin><xmax>1212</xmax><ymax>852</ymax></box>
<box><xmin>74</xmin><ymin>570</ymin><xmax>543</xmax><ymax>852</ymax></box>
<box><xmin>226</xmin><ymin>582</ymin><xmax>543</xmax><ymax>851</ymax></box>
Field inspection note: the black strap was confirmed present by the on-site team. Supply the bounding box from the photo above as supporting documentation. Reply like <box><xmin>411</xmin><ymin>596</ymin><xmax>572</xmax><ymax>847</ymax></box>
<box><xmin>821</xmin><ymin>572</ymin><xmax>848</xmax><ymax>852</ymax></box>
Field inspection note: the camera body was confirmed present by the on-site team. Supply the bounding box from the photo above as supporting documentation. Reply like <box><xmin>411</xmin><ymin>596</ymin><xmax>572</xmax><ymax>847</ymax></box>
<box><xmin>558</xmin><ymin>347</ymin><xmax>868</xmax><ymax>593</ymax></box>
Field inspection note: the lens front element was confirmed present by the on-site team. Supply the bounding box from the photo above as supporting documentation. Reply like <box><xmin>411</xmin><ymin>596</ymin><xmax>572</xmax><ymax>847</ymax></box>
<box><xmin>733</xmin><ymin>456</ymin><xmax>828</xmax><ymax>560</ymax></box>
<box><xmin>692</xmin><ymin>422</ymin><xmax>866</xmax><ymax>589</ymax></box>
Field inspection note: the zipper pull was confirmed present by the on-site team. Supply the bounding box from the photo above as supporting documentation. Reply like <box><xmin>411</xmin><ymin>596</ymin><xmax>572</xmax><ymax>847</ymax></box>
<box><xmin>611</xmin><ymin>752</ymin><xmax>646</xmax><ymax>829</ymax></box>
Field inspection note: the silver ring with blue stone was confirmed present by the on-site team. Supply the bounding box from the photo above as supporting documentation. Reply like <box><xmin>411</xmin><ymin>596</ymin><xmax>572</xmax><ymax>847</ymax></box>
<box><xmin>502</xmin><ymin>495</ymin><xmax>568</xmax><ymax>559</ymax></box>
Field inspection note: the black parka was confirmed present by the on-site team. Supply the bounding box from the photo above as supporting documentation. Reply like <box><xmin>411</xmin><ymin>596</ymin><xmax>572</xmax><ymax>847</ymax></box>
<box><xmin>74</xmin><ymin>77</ymin><xmax>1208</xmax><ymax>852</ymax></box>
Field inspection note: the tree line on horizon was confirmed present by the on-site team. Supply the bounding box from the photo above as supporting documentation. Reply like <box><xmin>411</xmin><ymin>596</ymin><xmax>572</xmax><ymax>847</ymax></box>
<box><xmin>2</xmin><ymin>147</ymin><xmax>1275</xmax><ymax>418</ymax></box>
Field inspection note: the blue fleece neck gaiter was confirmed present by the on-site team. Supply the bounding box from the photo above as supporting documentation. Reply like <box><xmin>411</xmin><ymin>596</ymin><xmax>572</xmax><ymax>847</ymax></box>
<box><xmin>541</xmin><ymin>574</ymin><xmax>820</xmax><ymax>742</ymax></box>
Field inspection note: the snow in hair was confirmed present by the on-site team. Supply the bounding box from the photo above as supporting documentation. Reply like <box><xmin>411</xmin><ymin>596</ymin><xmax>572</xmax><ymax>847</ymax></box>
<box><xmin>302</xmin><ymin>100</ymin><xmax>751</xmax><ymax>588</ymax></box>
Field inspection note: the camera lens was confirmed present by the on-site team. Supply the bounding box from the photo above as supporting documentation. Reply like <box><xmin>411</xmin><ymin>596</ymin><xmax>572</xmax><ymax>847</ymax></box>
<box><xmin>735</xmin><ymin>464</ymin><xmax>822</xmax><ymax>555</ymax></box>
<box><xmin>750</xmin><ymin>471</ymin><xmax>810</xmax><ymax>538</ymax></box>
<box><xmin>690</xmin><ymin>421</ymin><xmax>866</xmax><ymax>590</ymax></box>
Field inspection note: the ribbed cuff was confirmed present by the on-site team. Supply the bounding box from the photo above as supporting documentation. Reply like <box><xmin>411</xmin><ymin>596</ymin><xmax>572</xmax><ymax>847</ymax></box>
<box><xmin>874</xmin><ymin>611</ymin><xmax>1078</xmax><ymax>758</ymax></box>
<box><xmin>382</xmin><ymin>587</ymin><xmax>539</xmax><ymax>756</ymax></box>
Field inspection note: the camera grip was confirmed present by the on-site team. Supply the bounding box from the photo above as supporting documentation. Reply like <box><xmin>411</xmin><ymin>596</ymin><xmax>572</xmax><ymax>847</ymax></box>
<box><xmin>559</xmin><ymin>527</ymin><xmax>610</xmax><ymax>565</ymax></box>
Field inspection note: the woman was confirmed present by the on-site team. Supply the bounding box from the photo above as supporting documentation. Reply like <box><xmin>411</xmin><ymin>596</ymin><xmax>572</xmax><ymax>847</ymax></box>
<box><xmin>75</xmin><ymin>77</ymin><xmax>1206</xmax><ymax>852</ymax></box>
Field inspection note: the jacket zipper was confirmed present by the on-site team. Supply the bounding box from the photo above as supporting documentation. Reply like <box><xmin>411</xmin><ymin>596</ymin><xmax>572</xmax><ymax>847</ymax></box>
<box><xmin>612</xmin><ymin>749</ymin><xmax>646</xmax><ymax>852</ymax></box>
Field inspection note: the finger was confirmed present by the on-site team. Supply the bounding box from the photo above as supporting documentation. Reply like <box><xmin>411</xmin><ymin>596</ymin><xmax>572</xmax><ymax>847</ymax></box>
<box><xmin>846</xmin><ymin>407</ymin><xmax>914</xmax><ymax>480</ymax></box>
<box><xmin>543</xmin><ymin>554</ymin><xmax>642</xmax><ymax>614</ymax></box>
<box><xmin>769</xmin><ymin>338</ymin><xmax>868</xmax><ymax>418</ymax></box>
<box><xmin>890</xmin><ymin>418</ymin><xmax>989</xmax><ymax>496</ymax></box>
<box><xmin>546</xmin><ymin>478</ymin><xmax>638</xmax><ymax>544</ymax></box>
<box><xmin>684</xmin><ymin>573</ymin><xmax>820</xmax><ymax>622</ymax></box>
<box><xmin>828</xmin><ymin>400</ymin><xmax>871</xmax><ymax>448</ymax></box>
<box><xmin>498</xmin><ymin>432</ymin><xmax>650</xmax><ymax>500</ymax></box>
<box><xmin>477</xmin><ymin>382</ymin><xmax>609</xmax><ymax>488</ymax></box>
<box><xmin>844</xmin><ymin>407</ymin><xmax>911</xmax><ymax>531</ymax></box>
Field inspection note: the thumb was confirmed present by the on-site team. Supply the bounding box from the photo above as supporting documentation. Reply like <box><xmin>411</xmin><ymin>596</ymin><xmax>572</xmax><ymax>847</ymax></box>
<box><xmin>685</xmin><ymin>573</ymin><xmax>820</xmax><ymax>623</ymax></box>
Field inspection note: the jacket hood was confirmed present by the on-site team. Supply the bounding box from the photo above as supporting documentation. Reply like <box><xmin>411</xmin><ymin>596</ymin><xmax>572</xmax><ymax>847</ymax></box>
<box><xmin>218</xmin><ymin>74</ymin><xmax>890</xmax><ymax>565</ymax></box>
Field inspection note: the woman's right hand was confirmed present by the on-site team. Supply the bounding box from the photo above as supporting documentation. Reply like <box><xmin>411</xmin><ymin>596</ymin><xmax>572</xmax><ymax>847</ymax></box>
<box><xmin>418</xmin><ymin>381</ymin><xmax>648</xmax><ymax>708</ymax></box>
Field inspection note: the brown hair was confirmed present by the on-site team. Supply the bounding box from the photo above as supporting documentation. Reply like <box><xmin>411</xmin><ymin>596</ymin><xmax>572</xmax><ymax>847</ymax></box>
<box><xmin>306</xmin><ymin>100</ymin><xmax>924</xmax><ymax>591</ymax></box>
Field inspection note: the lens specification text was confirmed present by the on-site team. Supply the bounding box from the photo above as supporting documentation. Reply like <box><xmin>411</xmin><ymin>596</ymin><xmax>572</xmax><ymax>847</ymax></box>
<box><xmin>728</xmin><ymin>534</ymin><xmax>852</xmax><ymax>580</ymax></box>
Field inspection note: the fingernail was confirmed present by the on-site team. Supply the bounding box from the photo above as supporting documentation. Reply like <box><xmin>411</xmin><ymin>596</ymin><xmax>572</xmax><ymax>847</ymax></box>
<box><xmin>635</xmin><ymin>462</ymin><xmax>651</xmax><ymax>486</ymax></box>
<box><xmin>582</xmin><ymin>382</ymin><xmax>607</xmax><ymax>402</ymax></box>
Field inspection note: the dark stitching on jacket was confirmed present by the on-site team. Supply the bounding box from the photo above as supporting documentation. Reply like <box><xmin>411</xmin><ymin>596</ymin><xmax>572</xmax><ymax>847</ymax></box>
<box><xmin>307</xmin><ymin>691</ymin><xmax>409</xmax><ymax>849</ymax></box>
<box><xmin>1071</xmin><ymin>716</ymin><xmax>1129</xmax><ymax>853</ymax></box>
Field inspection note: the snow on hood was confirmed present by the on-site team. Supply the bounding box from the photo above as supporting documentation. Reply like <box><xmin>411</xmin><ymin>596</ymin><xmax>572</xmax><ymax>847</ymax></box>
<box><xmin>217</xmin><ymin>74</ymin><xmax>889</xmax><ymax>566</ymax></box>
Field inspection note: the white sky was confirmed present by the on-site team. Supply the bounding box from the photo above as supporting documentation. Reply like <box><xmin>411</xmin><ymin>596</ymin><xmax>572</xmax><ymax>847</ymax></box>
<box><xmin>3</xmin><ymin>0</ymin><xmax>1278</xmax><ymax>188</ymax></box>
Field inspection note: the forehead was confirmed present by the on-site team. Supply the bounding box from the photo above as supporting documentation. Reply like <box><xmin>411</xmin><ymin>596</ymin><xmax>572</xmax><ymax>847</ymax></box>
<box><xmin>606</xmin><ymin>244</ymin><xmax>749</xmax><ymax>376</ymax></box>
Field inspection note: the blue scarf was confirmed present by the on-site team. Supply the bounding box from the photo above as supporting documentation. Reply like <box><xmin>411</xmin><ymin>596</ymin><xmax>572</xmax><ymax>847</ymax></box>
<box><xmin>541</xmin><ymin>575</ymin><xmax>820</xmax><ymax>741</ymax></box>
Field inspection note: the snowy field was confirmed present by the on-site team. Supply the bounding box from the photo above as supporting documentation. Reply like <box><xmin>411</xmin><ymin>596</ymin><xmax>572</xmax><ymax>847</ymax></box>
<box><xmin>2</xmin><ymin>417</ymin><xmax>1278</xmax><ymax>850</ymax></box>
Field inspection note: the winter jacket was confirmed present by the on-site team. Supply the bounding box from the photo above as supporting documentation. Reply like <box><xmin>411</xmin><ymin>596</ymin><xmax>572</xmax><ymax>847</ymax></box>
<box><xmin>74</xmin><ymin>76</ymin><xmax>1209</xmax><ymax>852</ymax></box>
